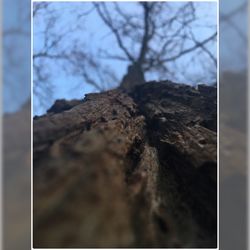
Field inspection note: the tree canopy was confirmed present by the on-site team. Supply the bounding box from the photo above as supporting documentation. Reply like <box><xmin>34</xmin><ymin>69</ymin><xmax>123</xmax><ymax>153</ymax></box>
<box><xmin>33</xmin><ymin>2</ymin><xmax>217</xmax><ymax>114</ymax></box>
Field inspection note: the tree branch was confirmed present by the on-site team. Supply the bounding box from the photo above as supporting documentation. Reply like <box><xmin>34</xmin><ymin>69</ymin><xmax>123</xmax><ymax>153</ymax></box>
<box><xmin>138</xmin><ymin>3</ymin><xmax>154</xmax><ymax>64</ymax></box>
<box><xmin>161</xmin><ymin>32</ymin><xmax>217</xmax><ymax>62</ymax></box>
<box><xmin>94</xmin><ymin>3</ymin><xmax>135</xmax><ymax>63</ymax></box>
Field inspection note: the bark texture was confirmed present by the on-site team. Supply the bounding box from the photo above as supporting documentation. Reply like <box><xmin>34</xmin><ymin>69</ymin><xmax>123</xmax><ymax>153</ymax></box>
<box><xmin>33</xmin><ymin>81</ymin><xmax>217</xmax><ymax>248</ymax></box>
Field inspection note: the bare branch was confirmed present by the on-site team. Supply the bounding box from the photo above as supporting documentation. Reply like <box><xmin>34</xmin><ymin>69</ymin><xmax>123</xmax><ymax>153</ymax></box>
<box><xmin>138</xmin><ymin>2</ymin><xmax>155</xmax><ymax>64</ymax></box>
<box><xmin>94</xmin><ymin>3</ymin><xmax>135</xmax><ymax>62</ymax></box>
<box><xmin>161</xmin><ymin>32</ymin><xmax>217</xmax><ymax>62</ymax></box>
<box><xmin>189</xmin><ymin>31</ymin><xmax>217</xmax><ymax>66</ymax></box>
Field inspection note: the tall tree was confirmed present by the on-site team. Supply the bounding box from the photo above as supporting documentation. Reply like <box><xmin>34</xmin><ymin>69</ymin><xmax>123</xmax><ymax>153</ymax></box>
<box><xmin>33</xmin><ymin>2</ymin><xmax>217</xmax><ymax>111</ymax></box>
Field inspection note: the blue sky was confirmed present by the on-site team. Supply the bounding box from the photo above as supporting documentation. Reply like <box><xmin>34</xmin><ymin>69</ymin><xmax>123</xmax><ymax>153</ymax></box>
<box><xmin>3</xmin><ymin>0</ymin><xmax>30</xmax><ymax>113</ymax></box>
<box><xmin>33</xmin><ymin>2</ymin><xmax>218</xmax><ymax>116</ymax></box>
<box><xmin>2</xmin><ymin>0</ymin><xmax>247</xmax><ymax>115</ymax></box>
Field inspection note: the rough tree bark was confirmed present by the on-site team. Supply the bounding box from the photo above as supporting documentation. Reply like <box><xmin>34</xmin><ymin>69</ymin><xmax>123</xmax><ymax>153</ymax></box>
<box><xmin>33</xmin><ymin>81</ymin><xmax>217</xmax><ymax>248</ymax></box>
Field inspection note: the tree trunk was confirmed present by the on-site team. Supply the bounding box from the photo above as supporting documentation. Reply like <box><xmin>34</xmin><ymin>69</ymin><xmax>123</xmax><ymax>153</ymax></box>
<box><xmin>33</xmin><ymin>81</ymin><xmax>217</xmax><ymax>248</ymax></box>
